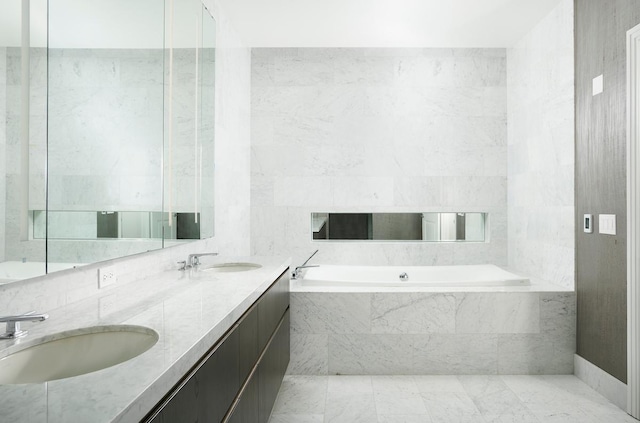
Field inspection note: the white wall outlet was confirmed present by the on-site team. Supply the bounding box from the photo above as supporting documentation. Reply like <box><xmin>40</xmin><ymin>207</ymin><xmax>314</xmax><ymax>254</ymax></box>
<box><xmin>599</xmin><ymin>214</ymin><xmax>617</xmax><ymax>235</ymax></box>
<box><xmin>98</xmin><ymin>267</ymin><xmax>118</xmax><ymax>289</ymax></box>
<box><xmin>99</xmin><ymin>293</ymin><xmax>118</xmax><ymax>318</ymax></box>
<box><xmin>584</xmin><ymin>214</ymin><xmax>593</xmax><ymax>233</ymax></box>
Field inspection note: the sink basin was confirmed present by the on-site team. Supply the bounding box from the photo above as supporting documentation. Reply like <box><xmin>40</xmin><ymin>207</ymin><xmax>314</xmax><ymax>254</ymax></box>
<box><xmin>0</xmin><ymin>325</ymin><xmax>158</xmax><ymax>384</ymax></box>
<box><xmin>202</xmin><ymin>262</ymin><xmax>262</xmax><ymax>273</ymax></box>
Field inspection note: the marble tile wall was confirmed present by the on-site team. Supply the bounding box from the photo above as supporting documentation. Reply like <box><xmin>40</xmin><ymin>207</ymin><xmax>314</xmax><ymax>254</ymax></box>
<box><xmin>46</xmin><ymin>48</ymin><xmax>163</xmax><ymax>212</ymax></box>
<box><xmin>3</xmin><ymin>47</ymin><xmax>47</xmax><ymax>262</ymax></box>
<box><xmin>1</xmin><ymin>47</ymin><xmax>6</xmax><ymax>262</ymax></box>
<box><xmin>0</xmin><ymin>0</ymin><xmax>251</xmax><ymax>305</ymax></box>
<box><xmin>250</xmin><ymin>48</ymin><xmax>508</xmax><ymax>268</ymax></box>
<box><xmin>289</xmin><ymin>291</ymin><xmax>576</xmax><ymax>375</ymax></box>
<box><xmin>506</xmin><ymin>0</ymin><xmax>575</xmax><ymax>289</ymax></box>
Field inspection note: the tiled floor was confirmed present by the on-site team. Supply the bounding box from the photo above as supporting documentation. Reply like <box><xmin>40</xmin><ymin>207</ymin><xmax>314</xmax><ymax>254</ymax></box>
<box><xmin>268</xmin><ymin>375</ymin><xmax>638</xmax><ymax>423</ymax></box>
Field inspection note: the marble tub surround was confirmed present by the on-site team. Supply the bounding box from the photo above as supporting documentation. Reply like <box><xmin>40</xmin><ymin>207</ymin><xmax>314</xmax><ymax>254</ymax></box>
<box><xmin>289</xmin><ymin>291</ymin><xmax>575</xmax><ymax>375</ymax></box>
<box><xmin>0</xmin><ymin>256</ymin><xmax>289</xmax><ymax>423</ymax></box>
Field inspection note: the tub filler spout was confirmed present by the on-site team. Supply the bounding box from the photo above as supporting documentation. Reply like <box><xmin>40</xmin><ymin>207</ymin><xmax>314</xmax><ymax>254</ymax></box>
<box><xmin>292</xmin><ymin>249</ymin><xmax>319</xmax><ymax>280</ymax></box>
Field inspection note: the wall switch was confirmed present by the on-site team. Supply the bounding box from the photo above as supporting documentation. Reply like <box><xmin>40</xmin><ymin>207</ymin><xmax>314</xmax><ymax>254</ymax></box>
<box><xmin>593</xmin><ymin>74</ymin><xmax>603</xmax><ymax>96</ymax></box>
<box><xmin>599</xmin><ymin>214</ymin><xmax>616</xmax><ymax>235</ymax></box>
<box><xmin>584</xmin><ymin>214</ymin><xmax>593</xmax><ymax>233</ymax></box>
<box><xmin>98</xmin><ymin>267</ymin><xmax>118</xmax><ymax>289</ymax></box>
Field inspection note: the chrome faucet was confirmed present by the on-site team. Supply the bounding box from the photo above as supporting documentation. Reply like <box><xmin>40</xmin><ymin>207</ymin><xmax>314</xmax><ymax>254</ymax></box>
<box><xmin>0</xmin><ymin>311</ymin><xmax>49</xmax><ymax>339</ymax></box>
<box><xmin>186</xmin><ymin>252</ymin><xmax>218</xmax><ymax>268</ymax></box>
<box><xmin>291</xmin><ymin>249</ymin><xmax>319</xmax><ymax>280</ymax></box>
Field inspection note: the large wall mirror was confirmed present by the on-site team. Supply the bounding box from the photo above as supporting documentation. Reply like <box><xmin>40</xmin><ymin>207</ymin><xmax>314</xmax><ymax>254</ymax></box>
<box><xmin>0</xmin><ymin>0</ymin><xmax>216</xmax><ymax>284</ymax></box>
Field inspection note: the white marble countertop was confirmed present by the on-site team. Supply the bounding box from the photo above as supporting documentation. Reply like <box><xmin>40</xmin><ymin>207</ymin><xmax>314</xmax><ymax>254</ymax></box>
<box><xmin>0</xmin><ymin>256</ymin><xmax>290</xmax><ymax>423</ymax></box>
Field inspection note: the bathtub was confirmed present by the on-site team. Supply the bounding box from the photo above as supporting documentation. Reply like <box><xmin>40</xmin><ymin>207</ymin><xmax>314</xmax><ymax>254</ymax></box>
<box><xmin>296</xmin><ymin>264</ymin><xmax>529</xmax><ymax>289</ymax></box>
<box><xmin>288</xmin><ymin>263</ymin><xmax>576</xmax><ymax>376</ymax></box>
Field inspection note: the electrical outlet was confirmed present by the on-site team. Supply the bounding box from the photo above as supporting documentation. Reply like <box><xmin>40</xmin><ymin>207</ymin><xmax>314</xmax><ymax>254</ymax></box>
<box><xmin>99</xmin><ymin>293</ymin><xmax>118</xmax><ymax>318</ymax></box>
<box><xmin>98</xmin><ymin>267</ymin><xmax>118</xmax><ymax>289</ymax></box>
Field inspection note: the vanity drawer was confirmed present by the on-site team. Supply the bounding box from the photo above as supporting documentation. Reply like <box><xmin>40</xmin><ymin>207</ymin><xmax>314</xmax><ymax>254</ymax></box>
<box><xmin>144</xmin><ymin>268</ymin><xmax>290</xmax><ymax>423</ymax></box>
<box><xmin>257</xmin><ymin>271</ymin><xmax>290</xmax><ymax>351</ymax></box>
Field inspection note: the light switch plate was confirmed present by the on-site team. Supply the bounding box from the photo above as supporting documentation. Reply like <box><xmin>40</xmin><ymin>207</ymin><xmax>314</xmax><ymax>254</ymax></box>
<box><xmin>599</xmin><ymin>214</ymin><xmax>616</xmax><ymax>235</ymax></box>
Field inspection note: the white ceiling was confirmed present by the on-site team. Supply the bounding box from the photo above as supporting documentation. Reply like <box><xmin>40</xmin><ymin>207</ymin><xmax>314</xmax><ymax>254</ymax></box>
<box><xmin>219</xmin><ymin>0</ymin><xmax>564</xmax><ymax>48</ymax></box>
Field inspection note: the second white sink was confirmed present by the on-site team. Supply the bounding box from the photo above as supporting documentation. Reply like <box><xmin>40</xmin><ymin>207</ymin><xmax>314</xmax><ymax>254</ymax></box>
<box><xmin>202</xmin><ymin>262</ymin><xmax>262</xmax><ymax>273</ymax></box>
<box><xmin>0</xmin><ymin>325</ymin><xmax>158</xmax><ymax>384</ymax></box>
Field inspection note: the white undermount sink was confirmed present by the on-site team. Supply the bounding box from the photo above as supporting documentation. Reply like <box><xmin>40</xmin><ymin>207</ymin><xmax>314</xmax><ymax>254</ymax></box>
<box><xmin>0</xmin><ymin>325</ymin><xmax>158</xmax><ymax>384</ymax></box>
<box><xmin>202</xmin><ymin>262</ymin><xmax>262</xmax><ymax>273</ymax></box>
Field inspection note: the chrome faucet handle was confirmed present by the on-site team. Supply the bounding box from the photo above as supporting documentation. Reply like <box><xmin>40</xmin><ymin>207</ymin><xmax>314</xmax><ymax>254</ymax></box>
<box><xmin>0</xmin><ymin>311</ymin><xmax>49</xmax><ymax>339</ymax></box>
<box><xmin>177</xmin><ymin>261</ymin><xmax>187</xmax><ymax>271</ymax></box>
<box><xmin>187</xmin><ymin>253</ymin><xmax>219</xmax><ymax>268</ymax></box>
<box><xmin>291</xmin><ymin>265</ymin><xmax>319</xmax><ymax>280</ymax></box>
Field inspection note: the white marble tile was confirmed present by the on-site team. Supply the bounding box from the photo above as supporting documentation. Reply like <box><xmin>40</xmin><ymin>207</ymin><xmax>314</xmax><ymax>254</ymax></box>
<box><xmin>375</xmin><ymin>391</ymin><xmax>428</xmax><ymax>415</ymax></box>
<box><xmin>269</xmin><ymin>414</ymin><xmax>324</xmax><ymax>423</ymax></box>
<box><xmin>250</xmin><ymin>47</ymin><xmax>508</xmax><ymax>266</ymax></box>
<box><xmin>539</xmin><ymin>293</ymin><xmax>576</xmax><ymax>337</ymax></box>
<box><xmin>332</xmin><ymin>56</ymin><xmax>395</xmax><ymax>86</ymax></box>
<box><xmin>325</xmin><ymin>391</ymin><xmax>377</xmax><ymax>423</ymax></box>
<box><xmin>272</xmin><ymin>376</ymin><xmax>328</xmax><ymax>415</ymax></box>
<box><xmin>371</xmin><ymin>293</ymin><xmax>456</xmax><ymax>334</ymax></box>
<box><xmin>289</xmin><ymin>334</ymin><xmax>328</xmax><ymax>375</ymax></box>
<box><xmin>328</xmin><ymin>334</ymin><xmax>415</xmax><ymax>375</ymax></box>
<box><xmin>372</xmin><ymin>376</ymin><xmax>420</xmax><ymax>393</ymax></box>
<box><xmin>327</xmin><ymin>376</ymin><xmax>373</xmax><ymax>393</ymax></box>
<box><xmin>377</xmin><ymin>415</ymin><xmax>432</xmax><ymax>423</ymax></box>
<box><xmin>497</xmin><ymin>334</ymin><xmax>574</xmax><ymax>374</ymax></box>
<box><xmin>458</xmin><ymin>376</ymin><xmax>539</xmax><ymax>423</ymax></box>
<box><xmin>421</xmin><ymin>392</ymin><xmax>485</xmax><ymax>423</ymax></box>
<box><xmin>573</xmin><ymin>355</ymin><xmax>627</xmax><ymax>411</ymax></box>
<box><xmin>506</xmin><ymin>0</ymin><xmax>574</xmax><ymax>288</ymax></box>
<box><xmin>331</xmin><ymin>176</ymin><xmax>395</xmax><ymax>207</ymax></box>
<box><xmin>412</xmin><ymin>334</ymin><xmax>499</xmax><ymax>375</ymax></box>
<box><xmin>291</xmin><ymin>293</ymin><xmax>371</xmax><ymax>334</ymax></box>
<box><xmin>413</xmin><ymin>376</ymin><xmax>466</xmax><ymax>393</ymax></box>
<box><xmin>455</xmin><ymin>293</ymin><xmax>540</xmax><ymax>334</ymax></box>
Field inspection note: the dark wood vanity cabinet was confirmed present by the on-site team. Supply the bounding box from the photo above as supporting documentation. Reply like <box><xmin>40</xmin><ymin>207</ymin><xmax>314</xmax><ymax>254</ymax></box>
<box><xmin>144</xmin><ymin>270</ymin><xmax>290</xmax><ymax>423</ymax></box>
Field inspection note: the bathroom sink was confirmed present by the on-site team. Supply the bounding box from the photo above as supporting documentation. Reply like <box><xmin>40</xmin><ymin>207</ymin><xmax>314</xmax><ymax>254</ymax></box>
<box><xmin>202</xmin><ymin>262</ymin><xmax>262</xmax><ymax>273</ymax></box>
<box><xmin>0</xmin><ymin>325</ymin><xmax>158</xmax><ymax>384</ymax></box>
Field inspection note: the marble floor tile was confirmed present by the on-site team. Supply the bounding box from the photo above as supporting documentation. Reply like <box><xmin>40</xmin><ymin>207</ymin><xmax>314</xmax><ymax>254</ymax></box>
<box><xmin>413</xmin><ymin>375</ymin><xmax>466</xmax><ymax>393</ymax></box>
<box><xmin>375</xmin><ymin>391</ymin><xmax>428</xmax><ymax>415</ymax></box>
<box><xmin>267</xmin><ymin>375</ymin><xmax>634</xmax><ymax>423</ymax></box>
<box><xmin>324</xmin><ymin>391</ymin><xmax>377</xmax><ymax>423</ymax></box>
<box><xmin>268</xmin><ymin>414</ymin><xmax>324</xmax><ymax>423</ymax></box>
<box><xmin>378</xmin><ymin>415</ymin><xmax>432</xmax><ymax>423</ymax></box>
<box><xmin>327</xmin><ymin>375</ymin><xmax>373</xmax><ymax>393</ymax></box>
<box><xmin>421</xmin><ymin>392</ymin><xmax>486</xmax><ymax>423</ymax></box>
<box><xmin>271</xmin><ymin>375</ymin><xmax>328</xmax><ymax>415</ymax></box>
<box><xmin>372</xmin><ymin>375</ymin><xmax>420</xmax><ymax>393</ymax></box>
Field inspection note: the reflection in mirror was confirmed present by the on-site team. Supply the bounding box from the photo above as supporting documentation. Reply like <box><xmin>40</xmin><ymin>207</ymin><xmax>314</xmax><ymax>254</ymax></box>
<box><xmin>311</xmin><ymin>213</ymin><xmax>487</xmax><ymax>242</ymax></box>
<box><xmin>46</xmin><ymin>0</ymin><xmax>166</xmax><ymax>266</ymax></box>
<box><xmin>0</xmin><ymin>0</ymin><xmax>216</xmax><ymax>284</ymax></box>
<box><xmin>0</xmin><ymin>0</ymin><xmax>48</xmax><ymax>283</ymax></box>
<box><xmin>163</xmin><ymin>1</ymin><xmax>215</xmax><ymax>247</ymax></box>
